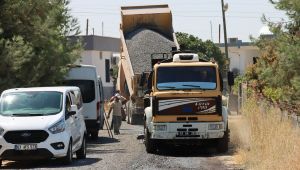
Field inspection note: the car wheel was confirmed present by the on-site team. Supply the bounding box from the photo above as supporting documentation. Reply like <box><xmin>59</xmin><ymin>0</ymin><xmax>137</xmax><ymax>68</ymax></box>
<box><xmin>91</xmin><ymin>130</ymin><xmax>98</xmax><ymax>140</ymax></box>
<box><xmin>61</xmin><ymin>140</ymin><xmax>72</xmax><ymax>165</ymax></box>
<box><xmin>145</xmin><ymin>129</ymin><xmax>156</xmax><ymax>154</ymax></box>
<box><xmin>76</xmin><ymin>136</ymin><xmax>86</xmax><ymax>159</ymax></box>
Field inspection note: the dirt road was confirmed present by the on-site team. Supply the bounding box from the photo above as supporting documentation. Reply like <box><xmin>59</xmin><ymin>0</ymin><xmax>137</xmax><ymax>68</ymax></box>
<box><xmin>2</xmin><ymin>118</ymin><xmax>241</xmax><ymax>170</ymax></box>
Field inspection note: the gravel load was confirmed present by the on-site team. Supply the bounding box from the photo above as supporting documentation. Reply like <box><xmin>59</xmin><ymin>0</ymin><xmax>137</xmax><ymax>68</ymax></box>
<box><xmin>125</xmin><ymin>28</ymin><xmax>176</xmax><ymax>74</ymax></box>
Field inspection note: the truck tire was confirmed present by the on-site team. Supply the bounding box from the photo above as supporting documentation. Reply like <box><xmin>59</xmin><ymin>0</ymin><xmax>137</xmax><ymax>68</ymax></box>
<box><xmin>0</xmin><ymin>159</ymin><xmax>2</xmax><ymax>167</ymax></box>
<box><xmin>145</xmin><ymin>129</ymin><xmax>156</xmax><ymax>154</ymax></box>
<box><xmin>217</xmin><ymin>127</ymin><xmax>229</xmax><ymax>153</ymax></box>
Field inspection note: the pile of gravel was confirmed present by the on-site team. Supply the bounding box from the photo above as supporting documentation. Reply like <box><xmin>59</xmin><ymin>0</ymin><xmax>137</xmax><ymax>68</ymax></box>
<box><xmin>125</xmin><ymin>28</ymin><xmax>176</xmax><ymax>74</ymax></box>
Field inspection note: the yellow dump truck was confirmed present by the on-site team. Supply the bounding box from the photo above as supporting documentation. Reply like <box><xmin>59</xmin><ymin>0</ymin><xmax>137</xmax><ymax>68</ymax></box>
<box><xmin>117</xmin><ymin>4</ymin><xmax>179</xmax><ymax>124</ymax></box>
<box><xmin>142</xmin><ymin>53</ymin><xmax>229</xmax><ymax>153</ymax></box>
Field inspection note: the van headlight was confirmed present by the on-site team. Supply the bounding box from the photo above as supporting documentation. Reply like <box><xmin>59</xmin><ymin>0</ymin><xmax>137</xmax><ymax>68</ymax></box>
<box><xmin>49</xmin><ymin>120</ymin><xmax>65</xmax><ymax>134</ymax></box>
<box><xmin>0</xmin><ymin>127</ymin><xmax>4</xmax><ymax>136</ymax></box>
<box><xmin>153</xmin><ymin>125</ymin><xmax>167</xmax><ymax>131</ymax></box>
<box><xmin>208</xmin><ymin>124</ymin><xmax>223</xmax><ymax>130</ymax></box>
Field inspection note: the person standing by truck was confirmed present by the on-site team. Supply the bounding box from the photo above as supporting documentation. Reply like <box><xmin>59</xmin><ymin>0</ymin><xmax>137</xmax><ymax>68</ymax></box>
<box><xmin>107</xmin><ymin>95</ymin><xmax>126</xmax><ymax>135</ymax></box>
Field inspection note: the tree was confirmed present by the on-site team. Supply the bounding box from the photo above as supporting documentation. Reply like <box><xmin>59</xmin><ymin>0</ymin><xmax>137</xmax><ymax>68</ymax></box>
<box><xmin>175</xmin><ymin>32</ymin><xmax>226</xmax><ymax>72</ymax></box>
<box><xmin>0</xmin><ymin>0</ymin><xmax>82</xmax><ymax>92</ymax></box>
<box><xmin>247</xmin><ymin>0</ymin><xmax>300</xmax><ymax>109</ymax></box>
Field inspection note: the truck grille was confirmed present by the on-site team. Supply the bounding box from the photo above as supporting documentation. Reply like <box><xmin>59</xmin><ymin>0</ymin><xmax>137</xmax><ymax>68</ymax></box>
<box><xmin>4</xmin><ymin>130</ymin><xmax>49</xmax><ymax>144</ymax></box>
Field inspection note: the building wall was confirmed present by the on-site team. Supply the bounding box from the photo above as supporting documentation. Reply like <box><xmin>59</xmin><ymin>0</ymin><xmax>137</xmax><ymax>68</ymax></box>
<box><xmin>78</xmin><ymin>50</ymin><xmax>118</xmax><ymax>99</ymax></box>
<box><xmin>220</xmin><ymin>46</ymin><xmax>259</xmax><ymax>75</ymax></box>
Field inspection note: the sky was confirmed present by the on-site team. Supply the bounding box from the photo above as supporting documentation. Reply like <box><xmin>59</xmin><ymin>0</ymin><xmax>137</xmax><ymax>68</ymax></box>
<box><xmin>68</xmin><ymin>0</ymin><xmax>287</xmax><ymax>43</ymax></box>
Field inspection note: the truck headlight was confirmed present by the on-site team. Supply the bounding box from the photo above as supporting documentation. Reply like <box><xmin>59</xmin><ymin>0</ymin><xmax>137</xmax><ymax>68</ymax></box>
<box><xmin>154</xmin><ymin>125</ymin><xmax>167</xmax><ymax>131</ymax></box>
<box><xmin>208</xmin><ymin>124</ymin><xmax>223</xmax><ymax>130</ymax></box>
<box><xmin>0</xmin><ymin>127</ymin><xmax>4</xmax><ymax>136</ymax></box>
<box><xmin>49</xmin><ymin>120</ymin><xmax>65</xmax><ymax>134</ymax></box>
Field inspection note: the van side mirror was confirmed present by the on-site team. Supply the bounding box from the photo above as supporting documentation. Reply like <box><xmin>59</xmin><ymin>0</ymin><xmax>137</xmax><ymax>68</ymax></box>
<box><xmin>68</xmin><ymin>105</ymin><xmax>77</xmax><ymax>115</ymax></box>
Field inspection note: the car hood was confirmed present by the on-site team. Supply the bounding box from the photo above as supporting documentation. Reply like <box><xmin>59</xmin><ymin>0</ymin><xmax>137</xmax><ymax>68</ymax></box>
<box><xmin>0</xmin><ymin>114</ymin><xmax>63</xmax><ymax>131</ymax></box>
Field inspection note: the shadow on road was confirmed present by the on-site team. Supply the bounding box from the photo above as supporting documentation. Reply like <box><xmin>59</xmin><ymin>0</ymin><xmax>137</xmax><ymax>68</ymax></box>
<box><xmin>1</xmin><ymin>157</ymin><xmax>102</xmax><ymax>169</ymax></box>
<box><xmin>87</xmin><ymin>136</ymin><xmax>119</xmax><ymax>145</ymax></box>
<box><xmin>156</xmin><ymin>145</ymin><xmax>232</xmax><ymax>157</ymax></box>
<box><xmin>87</xmin><ymin>148</ymin><xmax>126</xmax><ymax>154</ymax></box>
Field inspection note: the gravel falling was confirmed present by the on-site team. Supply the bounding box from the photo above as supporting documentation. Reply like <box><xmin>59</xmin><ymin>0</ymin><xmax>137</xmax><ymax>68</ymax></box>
<box><xmin>125</xmin><ymin>28</ymin><xmax>176</xmax><ymax>74</ymax></box>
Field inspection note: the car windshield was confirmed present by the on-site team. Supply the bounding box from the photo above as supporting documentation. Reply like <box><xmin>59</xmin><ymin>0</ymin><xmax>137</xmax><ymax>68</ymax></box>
<box><xmin>157</xmin><ymin>66</ymin><xmax>217</xmax><ymax>90</ymax></box>
<box><xmin>0</xmin><ymin>91</ymin><xmax>63</xmax><ymax>116</ymax></box>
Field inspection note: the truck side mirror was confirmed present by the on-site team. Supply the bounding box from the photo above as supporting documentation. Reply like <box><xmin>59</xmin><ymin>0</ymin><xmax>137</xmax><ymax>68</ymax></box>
<box><xmin>147</xmin><ymin>71</ymin><xmax>153</xmax><ymax>90</ymax></box>
<box><xmin>144</xmin><ymin>89</ymin><xmax>152</xmax><ymax>95</ymax></box>
<box><xmin>227</xmin><ymin>71</ymin><xmax>234</xmax><ymax>86</ymax></box>
<box><xmin>139</xmin><ymin>72</ymin><xmax>146</xmax><ymax>87</ymax></box>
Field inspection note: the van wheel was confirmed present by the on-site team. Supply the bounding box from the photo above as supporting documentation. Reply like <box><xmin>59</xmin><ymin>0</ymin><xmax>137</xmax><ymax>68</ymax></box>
<box><xmin>91</xmin><ymin>130</ymin><xmax>98</xmax><ymax>140</ymax></box>
<box><xmin>217</xmin><ymin>127</ymin><xmax>229</xmax><ymax>153</ymax></box>
<box><xmin>145</xmin><ymin>129</ymin><xmax>156</xmax><ymax>154</ymax></box>
<box><xmin>76</xmin><ymin>136</ymin><xmax>86</xmax><ymax>159</ymax></box>
<box><xmin>61</xmin><ymin>140</ymin><xmax>73</xmax><ymax>165</ymax></box>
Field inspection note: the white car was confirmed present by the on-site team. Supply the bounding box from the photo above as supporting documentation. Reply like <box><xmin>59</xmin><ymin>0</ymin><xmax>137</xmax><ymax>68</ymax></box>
<box><xmin>0</xmin><ymin>87</ymin><xmax>87</xmax><ymax>166</ymax></box>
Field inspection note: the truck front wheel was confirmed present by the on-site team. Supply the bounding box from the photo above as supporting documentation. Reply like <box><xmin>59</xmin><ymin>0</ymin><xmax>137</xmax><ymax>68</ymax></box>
<box><xmin>145</xmin><ymin>129</ymin><xmax>156</xmax><ymax>154</ymax></box>
<box><xmin>217</xmin><ymin>127</ymin><xmax>229</xmax><ymax>153</ymax></box>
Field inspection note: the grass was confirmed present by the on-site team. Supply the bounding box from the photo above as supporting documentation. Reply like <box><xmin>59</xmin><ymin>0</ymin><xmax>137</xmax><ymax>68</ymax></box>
<box><xmin>233</xmin><ymin>98</ymin><xmax>300</xmax><ymax>170</ymax></box>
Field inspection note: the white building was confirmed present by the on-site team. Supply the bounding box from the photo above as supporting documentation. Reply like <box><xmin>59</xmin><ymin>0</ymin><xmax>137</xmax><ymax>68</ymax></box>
<box><xmin>69</xmin><ymin>35</ymin><xmax>120</xmax><ymax>99</ymax></box>
<box><xmin>218</xmin><ymin>38</ymin><xmax>260</xmax><ymax>75</ymax></box>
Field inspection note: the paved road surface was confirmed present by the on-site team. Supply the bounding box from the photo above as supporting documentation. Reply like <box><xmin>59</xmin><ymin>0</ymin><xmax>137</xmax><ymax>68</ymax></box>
<box><xmin>2</xmin><ymin>118</ymin><xmax>241</xmax><ymax>170</ymax></box>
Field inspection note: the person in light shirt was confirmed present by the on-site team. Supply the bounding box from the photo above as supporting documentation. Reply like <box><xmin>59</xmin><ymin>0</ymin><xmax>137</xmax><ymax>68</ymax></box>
<box><xmin>107</xmin><ymin>94</ymin><xmax>126</xmax><ymax>135</ymax></box>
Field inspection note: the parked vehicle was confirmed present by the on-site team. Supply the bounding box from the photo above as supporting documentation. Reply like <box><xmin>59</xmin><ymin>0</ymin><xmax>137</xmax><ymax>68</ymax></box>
<box><xmin>0</xmin><ymin>87</ymin><xmax>87</xmax><ymax>166</ymax></box>
<box><xmin>142</xmin><ymin>53</ymin><xmax>229</xmax><ymax>153</ymax></box>
<box><xmin>65</xmin><ymin>64</ymin><xmax>105</xmax><ymax>139</ymax></box>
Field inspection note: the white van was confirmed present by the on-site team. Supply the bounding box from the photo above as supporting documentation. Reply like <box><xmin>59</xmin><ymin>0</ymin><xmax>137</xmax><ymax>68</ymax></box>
<box><xmin>65</xmin><ymin>65</ymin><xmax>105</xmax><ymax>139</ymax></box>
<box><xmin>0</xmin><ymin>87</ymin><xmax>87</xmax><ymax>166</ymax></box>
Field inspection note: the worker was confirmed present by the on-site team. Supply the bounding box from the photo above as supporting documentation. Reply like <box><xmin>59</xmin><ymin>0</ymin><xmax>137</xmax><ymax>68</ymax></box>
<box><xmin>109</xmin><ymin>91</ymin><xmax>126</xmax><ymax>129</ymax></box>
<box><xmin>107</xmin><ymin>94</ymin><xmax>126</xmax><ymax>135</ymax></box>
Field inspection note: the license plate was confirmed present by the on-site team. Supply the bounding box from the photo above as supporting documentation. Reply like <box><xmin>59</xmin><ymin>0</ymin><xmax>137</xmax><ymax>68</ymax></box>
<box><xmin>15</xmin><ymin>144</ymin><xmax>37</xmax><ymax>151</ymax></box>
<box><xmin>176</xmin><ymin>131</ymin><xmax>200</xmax><ymax>137</ymax></box>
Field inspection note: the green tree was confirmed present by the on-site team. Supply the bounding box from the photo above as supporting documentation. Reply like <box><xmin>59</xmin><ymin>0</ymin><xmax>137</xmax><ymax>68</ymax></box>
<box><xmin>248</xmin><ymin>0</ymin><xmax>300</xmax><ymax>108</ymax></box>
<box><xmin>0</xmin><ymin>0</ymin><xmax>82</xmax><ymax>92</ymax></box>
<box><xmin>175</xmin><ymin>32</ymin><xmax>226</xmax><ymax>72</ymax></box>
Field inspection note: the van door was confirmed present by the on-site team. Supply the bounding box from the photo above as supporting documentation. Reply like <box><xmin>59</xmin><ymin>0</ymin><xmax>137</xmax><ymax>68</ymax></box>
<box><xmin>69</xmin><ymin>91</ymin><xmax>82</xmax><ymax>147</ymax></box>
<box><xmin>65</xmin><ymin>93</ymin><xmax>77</xmax><ymax>145</ymax></box>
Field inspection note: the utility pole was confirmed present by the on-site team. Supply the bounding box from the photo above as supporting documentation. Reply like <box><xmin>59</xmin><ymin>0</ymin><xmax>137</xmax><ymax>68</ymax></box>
<box><xmin>221</xmin><ymin>0</ymin><xmax>229</xmax><ymax>60</ymax></box>
<box><xmin>86</xmin><ymin>19</ymin><xmax>89</xmax><ymax>35</ymax></box>
<box><xmin>219</xmin><ymin>24</ymin><xmax>221</xmax><ymax>43</ymax></box>
<box><xmin>102</xmin><ymin>22</ymin><xmax>104</xmax><ymax>36</ymax></box>
<box><xmin>210</xmin><ymin>21</ymin><xmax>213</xmax><ymax>41</ymax></box>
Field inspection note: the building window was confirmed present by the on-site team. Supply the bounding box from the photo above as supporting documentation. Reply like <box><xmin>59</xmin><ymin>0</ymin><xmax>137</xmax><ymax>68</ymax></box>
<box><xmin>99</xmin><ymin>51</ymin><xmax>103</xmax><ymax>60</ymax></box>
<box><xmin>105</xmin><ymin>59</ymin><xmax>110</xmax><ymax>83</ymax></box>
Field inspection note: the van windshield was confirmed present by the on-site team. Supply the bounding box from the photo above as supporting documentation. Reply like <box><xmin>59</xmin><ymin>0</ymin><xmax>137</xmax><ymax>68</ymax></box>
<box><xmin>64</xmin><ymin>80</ymin><xmax>95</xmax><ymax>103</ymax></box>
<box><xmin>0</xmin><ymin>91</ymin><xmax>62</xmax><ymax>116</ymax></box>
<box><xmin>157</xmin><ymin>66</ymin><xmax>217</xmax><ymax>90</ymax></box>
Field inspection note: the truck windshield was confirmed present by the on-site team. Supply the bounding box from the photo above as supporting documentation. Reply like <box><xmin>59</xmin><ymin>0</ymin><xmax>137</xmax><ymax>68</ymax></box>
<box><xmin>157</xmin><ymin>66</ymin><xmax>217</xmax><ymax>90</ymax></box>
<box><xmin>0</xmin><ymin>91</ymin><xmax>62</xmax><ymax>116</ymax></box>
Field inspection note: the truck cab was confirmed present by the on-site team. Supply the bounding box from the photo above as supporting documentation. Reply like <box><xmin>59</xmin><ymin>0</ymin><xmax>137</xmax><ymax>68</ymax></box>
<box><xmin>143</xmin><ymin>53</ymin><xmax>229</xmax><ymax>153</ymax></box>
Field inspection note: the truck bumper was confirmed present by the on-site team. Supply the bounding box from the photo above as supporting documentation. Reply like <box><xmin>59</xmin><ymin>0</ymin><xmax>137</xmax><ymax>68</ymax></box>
<box><xmin>150</xmin><ymin>122</ymin><xmax>225</xmax><ymax>140</ymax></box>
